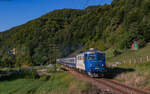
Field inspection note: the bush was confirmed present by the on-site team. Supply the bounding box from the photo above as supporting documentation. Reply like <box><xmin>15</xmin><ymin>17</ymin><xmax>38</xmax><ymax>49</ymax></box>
<box><xmin>8</xmin><ymin>68</ymin><xmax>40</xmax><ymax>80</ymax></box>
<box><xmin>39</xmin><ymin>75</ymin><xmax>50</xmax><ymax>81</ymax></box>
<box><xmin>47</xmin><ymin>68</ymin><xmax>56</xmax><ymax>73</ymax></box>
<box><xmin>19</xmin><ymin>69</ymin><xmax>40</xmax><ymax>79</ymax></box>
<box><xmin>113</xmin><ymin>49</ymin><xmax>121</xmax><ymax>56</ymax></box>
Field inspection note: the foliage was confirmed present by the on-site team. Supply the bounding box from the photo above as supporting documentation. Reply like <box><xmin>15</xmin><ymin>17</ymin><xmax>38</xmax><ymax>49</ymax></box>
<box><xmin>114</xmin><ymin>62</ymin><xmax>150</xmax><ymax>91</ymax></box>
<box><xmin>39</xmin><ymin>75</ymin><xmax>50</xmax><ymax>81</ymax></box>
<box><xmin>0</xmin><ymin>0</ymin><xmax>150</xmax><ymax>67</ymax></box>
<box><xmin>107</xmin><ymin>42</ymin><xmax>150</xmax><ymax>62</ymax></box>
<box><xmin>12</xmin><ymin>68</ymin><xmax>39</xmax><ymax>80</ymax></box>
<box><xmin>17</xmin><ymin>68</ymin><xmax>40</xmax><ymax>79</ymax></box>
<box><xmin>0</xmin><ymin>73</ymin><xmax>92</xmax><ymax>94</ymax></box>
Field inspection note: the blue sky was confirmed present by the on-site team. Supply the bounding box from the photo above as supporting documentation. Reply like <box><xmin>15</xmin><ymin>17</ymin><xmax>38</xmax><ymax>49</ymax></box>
<box><xmin>0</xmin><ymin>0</ymin><xmax>112</xmax><ymax>32</ymax></box>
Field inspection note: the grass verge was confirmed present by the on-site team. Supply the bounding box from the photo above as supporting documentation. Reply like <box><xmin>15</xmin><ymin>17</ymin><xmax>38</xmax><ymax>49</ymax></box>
<box><xmin>106</xmin><ymin>43</ymin><xmax>150</xmax><ymax>62</ymax></box>
<box><xmin>0</xmin><ymin>72</ymin><xmax>92</xmax><ymax>94</ymax></box>
<box><xmin>112</xmin><ymin>62</ymin><xmax>150</xmax><ymax>91</ymax></box>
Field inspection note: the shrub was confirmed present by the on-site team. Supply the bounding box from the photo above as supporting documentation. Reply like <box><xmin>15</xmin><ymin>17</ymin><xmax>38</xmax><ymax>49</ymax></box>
<box><xmin>113</xmin><ymin>49</ymin><xmax>121</xmax><ymax>56</ymax></box>
<box><xmin>39</xmin><ymin>75</ymin><xmax>50</xmax><ymax>81</ymax></box>
<box><xmin>47</xmin><ymin>68</ymin><xmax>56</xmax><ymax>73</ymax></box>
<box><xmin>19</xmin><ymin>69</ymin><xmax>40</xmax><ymax>79</ymax></box>
<box><xmin>9</xmin><ymin>68</ymin><xmax>40</xmax><ymax>80</ymax></box>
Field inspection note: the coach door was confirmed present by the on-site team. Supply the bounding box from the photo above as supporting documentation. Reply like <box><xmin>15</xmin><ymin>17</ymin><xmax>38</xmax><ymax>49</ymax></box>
<box><xmin>76</xmin><ymin>54</ymin><xmax>85</xmax><ymax>70</ymax></box>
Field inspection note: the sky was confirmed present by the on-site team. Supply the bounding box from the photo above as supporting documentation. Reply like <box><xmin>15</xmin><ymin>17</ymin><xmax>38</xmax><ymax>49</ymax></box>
<box><xmin>0</xmin><ymin>0</ymin><xmax>113</xmax><ymax>32</ymax></box>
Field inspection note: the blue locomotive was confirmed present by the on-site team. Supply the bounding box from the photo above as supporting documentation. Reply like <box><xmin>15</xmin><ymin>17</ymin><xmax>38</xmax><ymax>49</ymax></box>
<box><xmin>58</xmin><ymin>48</ymin><xmax>106</xmax><ymax>77</ymax></box>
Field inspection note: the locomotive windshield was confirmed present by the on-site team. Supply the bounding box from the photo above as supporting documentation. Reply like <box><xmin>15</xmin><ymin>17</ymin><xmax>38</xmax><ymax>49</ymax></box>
<box><xmin>86</xmin><ymin>52</ymin><xmax>105</xmax><ymax>61</ymax></box>
<box><xmin>87</xmin><ymin>54</ymin><xmax>96</xmax><ymax>60</ymax></box>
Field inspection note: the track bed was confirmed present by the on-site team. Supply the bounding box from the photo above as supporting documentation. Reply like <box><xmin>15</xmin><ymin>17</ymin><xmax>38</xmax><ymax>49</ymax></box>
<box><xmin>63</xmin><ymin>65</ymin><xmax>150</xmax><ymax>94</ymax></box>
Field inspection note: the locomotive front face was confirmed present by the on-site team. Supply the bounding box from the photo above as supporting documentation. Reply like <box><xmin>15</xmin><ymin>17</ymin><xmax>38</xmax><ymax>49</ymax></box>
<box><xmin>85</xmin><ymin>52</ymin><xmax>106</xmax><ymax>77</ymax></box>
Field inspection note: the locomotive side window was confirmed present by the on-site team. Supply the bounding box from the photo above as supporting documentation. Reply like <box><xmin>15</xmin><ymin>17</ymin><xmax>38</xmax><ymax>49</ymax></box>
<box><xmin>77</xmin><ymin>56</ymin><xmax>84</xmax><ymax>60</ymax></box>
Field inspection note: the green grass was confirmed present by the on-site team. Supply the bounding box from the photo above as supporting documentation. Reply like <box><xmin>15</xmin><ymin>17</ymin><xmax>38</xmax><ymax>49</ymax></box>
<box><xmin>106</xmin><ymin>43</ymin><xmax>150</xmax><ymax>62</ymax></box>
<box><xmin>113</xmin><ymin>62</ymin><xmax>150</xmax><ymax>91</ymax></box>
<box><xmin>0</xmin><ymin>72</ymin><xmax>91</xmax><ymax>94</ymax></box>
<box><xmin>104</xmin><ymin>43</ymin><xmax>150</xmax><ymax>91</ymax></box>
<box><xmin>105</xmin><ymin>43</ymin><xmax>150</xmax><ymax>91</ymax></box>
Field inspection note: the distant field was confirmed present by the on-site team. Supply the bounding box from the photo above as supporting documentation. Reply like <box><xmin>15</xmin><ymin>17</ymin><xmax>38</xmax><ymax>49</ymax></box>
<box><xmin>0</xmin><ymin>72</ymin><xmax>91</xmax><ymax>94</ymax></box>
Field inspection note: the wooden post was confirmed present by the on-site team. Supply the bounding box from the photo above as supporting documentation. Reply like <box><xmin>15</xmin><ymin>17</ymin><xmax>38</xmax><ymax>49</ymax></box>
<box><xmin>123</xmin><ymin>60</ymin><xmax>126</xmax><ymax>64</ymax></box>
<box><xmin>134</xmin><ymin>59</ymin><xmax>136</xmax><ymax>64</ymax></box>
<box><xmin>147</xmin><ymin>56</ymin><xmax>149</xmax><ymax>62</ymax></box>
<box><xmin>129</xmin><ymin>59</ymin><xmax>132</xmax><ymax>64</ymax></box>
<box><xmin>140</xmin><ymin>58</ymin><xmax>142</xmax><ymax>63</ymax></box>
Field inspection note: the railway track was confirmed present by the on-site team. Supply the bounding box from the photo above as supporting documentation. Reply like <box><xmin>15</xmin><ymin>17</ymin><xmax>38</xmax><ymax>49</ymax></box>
<box><xmin>63</xmin><ymin>65</ymin><xmax>150</xmax><ymax>94</ymax></box>
<box><xmin>95</xmin><ymin>78</ymin><xmax>149</xmax><ymax>94</ymax></box>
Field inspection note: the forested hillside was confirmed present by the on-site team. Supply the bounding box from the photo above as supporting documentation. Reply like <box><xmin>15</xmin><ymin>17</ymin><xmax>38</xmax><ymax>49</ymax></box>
<box><xmin>0</xmin><ymin>0</ymin><xmax>150</xmax><ymax>67</ymax></box>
